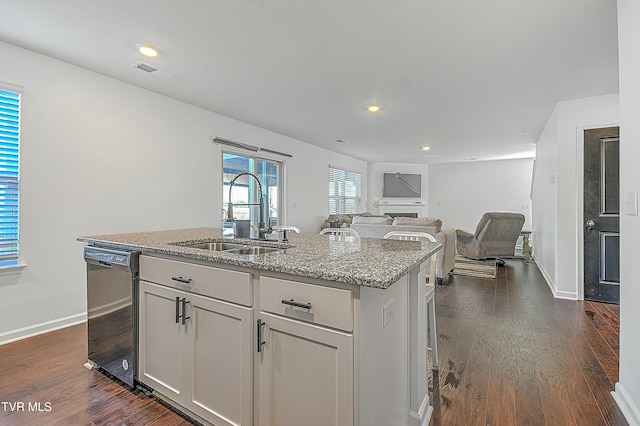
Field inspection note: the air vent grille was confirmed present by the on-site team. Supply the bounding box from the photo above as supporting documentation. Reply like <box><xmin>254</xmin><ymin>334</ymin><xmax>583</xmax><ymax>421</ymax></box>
<box><xmin>135</xmin><ymin>62</ymin><xmax>158</xmax><ymax>73</ymax></box>
<box><xmin>131</xmin><ymin>62</ymin><xmax>174</xmax><ymax>79</ymax></box>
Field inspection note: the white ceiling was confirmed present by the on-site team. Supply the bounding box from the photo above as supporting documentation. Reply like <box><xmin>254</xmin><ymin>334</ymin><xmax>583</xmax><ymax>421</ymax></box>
<box><xmin>0</xmin><ymin>0</ymin><xmax>619</xmax><ymax>164</ymax></box>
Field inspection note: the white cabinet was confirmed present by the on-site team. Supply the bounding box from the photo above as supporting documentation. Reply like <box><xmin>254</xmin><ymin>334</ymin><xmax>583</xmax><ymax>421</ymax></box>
<box><xmin>138</xmin><ymin>255</ymin><xmax>430</xmax><ymax>426</ymax></box>
<box><xmin>138</xmin><ymin>281</ymin><xmax>185</xmax><ymax>401</ymax></box>
<box><xmin>257</xmin><ymin>277</ymin><xmax>354</xmax><ymax>426</ymax></box>
<box><xmin>257</xmin><ymin>267</ymin><xmax>430</xmax><ymax>426</ymax></box>
<box><xmin>139</xmin><ymin>257</ymin><xmax>253</xmax><ymax>426</ymax></box>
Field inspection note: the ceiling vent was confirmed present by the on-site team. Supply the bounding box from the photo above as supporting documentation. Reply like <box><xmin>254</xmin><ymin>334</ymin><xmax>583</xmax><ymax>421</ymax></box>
<box><xmin>131</xmin><ymin>62</ymin><xmax>174</xmax><ymax>79</ymax></box>
<box><xmin>135</xmin><ymin>62</ymin><xmax>157</xmax><ymax>73</ymax></box>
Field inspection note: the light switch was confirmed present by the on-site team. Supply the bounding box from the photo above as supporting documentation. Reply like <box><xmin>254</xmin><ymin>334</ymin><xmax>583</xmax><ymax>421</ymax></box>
<box><xmin>627</xmin><ymin>191</ymin><xmax>638</xmax><ymax>216</ymax></box>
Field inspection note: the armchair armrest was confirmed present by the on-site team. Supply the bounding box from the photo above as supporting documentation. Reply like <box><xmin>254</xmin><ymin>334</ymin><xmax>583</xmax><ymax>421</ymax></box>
<box><xmin>455</xmin><ymin>229</ymin><xmax>475</xmax><ymax>244</ymax></box>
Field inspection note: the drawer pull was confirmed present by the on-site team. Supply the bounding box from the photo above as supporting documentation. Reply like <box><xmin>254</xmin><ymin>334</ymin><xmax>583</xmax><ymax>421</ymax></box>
<box><xmin>281</xmin><ymin>298</ymin><xmax>312</xmax><ymax>310</ymax></box>
<box><xmin>257</xmin><ymin>319</ymin><xmax>266</xmax><ymax>353</ymax></box>
<box><xmin>171</xmin><ymin>276</ymin><xmax>192</xmax><ymax>284</ymax></box>
<box><xmin>181</xmin><ymin>298</ymin><xmax>190</xmax><ymax>325</ymax></box>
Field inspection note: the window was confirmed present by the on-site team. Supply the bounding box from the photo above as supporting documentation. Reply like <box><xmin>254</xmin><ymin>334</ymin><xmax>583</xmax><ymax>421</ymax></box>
<box><xmin>329</xmin><ymin>166</ymin><xmax>361</xmax><ymax>214</ymax></box>
<box><xmin>222</xmin><ymin>152</ymin><xmax>283</xmax><ymax>229</ymax></box>
<box><xmin>0</xmin><ymin>89</ymin><xmax>20</xmax><ymax>264</ymax></box>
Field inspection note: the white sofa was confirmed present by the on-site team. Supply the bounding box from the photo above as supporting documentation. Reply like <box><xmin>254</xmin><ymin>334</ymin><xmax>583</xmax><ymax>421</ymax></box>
<box><xmin>350</xmin><ymin>217</ymin><xmax>456</xmax><ymax>284</ymax></box>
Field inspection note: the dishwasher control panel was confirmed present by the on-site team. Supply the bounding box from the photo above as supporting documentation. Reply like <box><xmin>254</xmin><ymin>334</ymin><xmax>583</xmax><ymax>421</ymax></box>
<box><xmin>84</xmin><ymin>246</ymin><xmax>133</xmax><ymax>267</ymax></box>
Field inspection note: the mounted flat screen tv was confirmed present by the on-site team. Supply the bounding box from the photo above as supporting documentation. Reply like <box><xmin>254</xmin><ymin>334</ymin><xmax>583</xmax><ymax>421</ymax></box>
<box><xmin>383</xmin><ymin>173</ymin><xmax>422</xmax><ymax>198</ymax></box>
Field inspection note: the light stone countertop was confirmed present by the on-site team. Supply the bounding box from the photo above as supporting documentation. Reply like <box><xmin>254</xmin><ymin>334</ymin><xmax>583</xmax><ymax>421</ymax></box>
<box><xmin>78</xmin><ymin>227</ymin><xmax>441</xmax><ymax>289</ymax></box>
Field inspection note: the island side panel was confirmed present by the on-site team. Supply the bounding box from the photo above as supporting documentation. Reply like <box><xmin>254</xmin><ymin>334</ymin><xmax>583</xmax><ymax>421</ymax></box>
<box><xmin>409</xmin><ymin>261</ymin><xmax>431</xmax><ymax>423</ymax></box>
<box><xmin>358</xmin><ymin>261</ymin><xmax>430</xmax><ymax>426</ymax></box>
<box><xmin>359</xmin><ymin>274</ymin><xmax>409</xmax><ymax>424</ymax></box>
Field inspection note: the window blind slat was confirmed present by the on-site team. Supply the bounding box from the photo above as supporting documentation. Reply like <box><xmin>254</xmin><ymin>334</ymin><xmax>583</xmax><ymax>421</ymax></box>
<box><xmin>329</xmin><ymin>166</ymin><xmax>361</xmax><ymax>214</ymax></box>
<box><xmin>0</xmin><ymin>89</ymin><xmax>20</xmax><ymax>260</ymax></box>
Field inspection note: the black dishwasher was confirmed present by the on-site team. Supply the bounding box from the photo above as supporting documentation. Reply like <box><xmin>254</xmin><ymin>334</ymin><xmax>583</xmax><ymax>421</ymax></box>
<box><xmin>84</xmin><ymin>246</ymin><xmax>139</xmax><ymax>387</ymax></box>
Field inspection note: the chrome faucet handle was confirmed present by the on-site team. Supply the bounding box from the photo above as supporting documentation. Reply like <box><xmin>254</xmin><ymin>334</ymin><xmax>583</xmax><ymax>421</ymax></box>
<box><xmin>279</xmin><ymin>229</ymin><xmax>289</xmax><ymax>242</ymax></box>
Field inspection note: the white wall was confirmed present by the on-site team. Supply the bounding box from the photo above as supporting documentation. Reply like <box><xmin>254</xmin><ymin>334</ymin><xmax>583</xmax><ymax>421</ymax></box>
<box><xmin>427</xmin><ymin>158</ymin><xmax>534</xmax><ymax>233</ymax></box>
<box><xmin>531</xmin><ymin>110</ymin><xmax>559</xmax><ymax>293</ymax></box>
<box><xmin>532</xmin><ymin>94</ymin><xmax>619</xmax><ymax>300</ymax></box>
<box><xmin>0</xmin><ymin>41</ymin><xmax>366</xmax><ymax>342</ymax></box>
<box><xmin>613</xmin><ymin>0</ymin><xmax>640</xmax><ymax>423</ymax></box>
<box><xmin>366</xmin><ymin>162</ymin><xmax>429</xmax><ymax>216</ymax></box>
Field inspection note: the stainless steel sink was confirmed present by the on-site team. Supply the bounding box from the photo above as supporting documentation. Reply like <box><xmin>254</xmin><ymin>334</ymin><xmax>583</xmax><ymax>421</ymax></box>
<box><xmin>172</xmin><ymin>240</ymin><xmax>284</xmax><ymax>255</ymax></box>
<box><xmin>184</xmin><ymin>242</ymin><xmax>245</xmax><ymax>251</ymax></box>
<box><xmin>227</xmin><ymin>246</ymin><xmax>281</xmax><ymax>255</ymax></box>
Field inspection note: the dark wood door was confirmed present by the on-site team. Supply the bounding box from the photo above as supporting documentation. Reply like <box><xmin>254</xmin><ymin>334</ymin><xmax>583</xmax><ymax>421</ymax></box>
<box><xmin>584</xmin><ymin>127</ymin><xmax>620</xmax><ymax>303</ymax></box>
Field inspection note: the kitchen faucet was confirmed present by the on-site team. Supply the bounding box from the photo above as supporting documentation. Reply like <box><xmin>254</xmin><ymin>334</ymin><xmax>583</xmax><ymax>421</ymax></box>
<box><xmin>226</xmin><ymin>171</ymin><xmax>271</xmax><ymax>240</ymax></box>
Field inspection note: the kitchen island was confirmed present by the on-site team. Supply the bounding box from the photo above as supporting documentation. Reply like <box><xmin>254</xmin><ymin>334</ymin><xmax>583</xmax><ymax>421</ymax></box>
<box><xmin>79</xmin><ymin>227</ymin><xmax>441</xmax><ymax>426</ymax></box>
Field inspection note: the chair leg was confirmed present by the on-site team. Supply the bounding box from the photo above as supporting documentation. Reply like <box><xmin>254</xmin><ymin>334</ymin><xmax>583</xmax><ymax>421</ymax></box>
<box><xmin>496</xmin><ymin>258</ymin><xmax>506</xmax><ymax>266</ymax></box>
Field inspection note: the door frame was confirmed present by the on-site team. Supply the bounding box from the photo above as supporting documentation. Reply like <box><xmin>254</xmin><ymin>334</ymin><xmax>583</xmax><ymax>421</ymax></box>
<box><xmin>575</xmin><ymin>123</ymin><xmax>619</xmax><ymax>301</ymax></box>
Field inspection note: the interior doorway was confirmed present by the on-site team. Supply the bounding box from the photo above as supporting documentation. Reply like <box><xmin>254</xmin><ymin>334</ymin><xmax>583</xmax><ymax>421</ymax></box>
<box><xmin>583</xmin><ymin>127</ymin><xmax>620</xmax><ymax>304</ymax></box>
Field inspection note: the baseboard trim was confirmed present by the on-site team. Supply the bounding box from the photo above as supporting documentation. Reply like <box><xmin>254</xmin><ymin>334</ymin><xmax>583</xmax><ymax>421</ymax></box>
<box><xmin>533</xmin><ymin>255</ymin><xmax>557</xmax><ymax>295</ymax></box>
<box><xmin>612</xmin><ymin>382</ymin><xmax>640</xmax><ymax>426</ymax></box>
<box><xmin>554</xmin><ymin>290</ymin><xmax>578</xmax><ymax>300</ymax></box>
<box><xmin>533</xmin><ymin>255</ymin><xmax>577</xmax><ymax>300</ymax></box>
<box><xmin>409</xmin><ymin>393</ymin><xmax>433</xmax><ymax>426</ymax></box>
<box><xmin>0</xmin><ymin>313</ymin><xmax>87</xmax><ymax>345</ymax></box>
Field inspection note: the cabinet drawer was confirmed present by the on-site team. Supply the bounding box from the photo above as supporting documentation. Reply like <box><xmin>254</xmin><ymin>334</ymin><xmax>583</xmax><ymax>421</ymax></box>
<box><xmin>140</xmin><ymin>255</ymin><xmax>252</xmax><ymax>306</ymax></box>
<box><xmin>260</xmin><ymin>277</ymin><xmax>353</xmax><ymax>332</ymax></box>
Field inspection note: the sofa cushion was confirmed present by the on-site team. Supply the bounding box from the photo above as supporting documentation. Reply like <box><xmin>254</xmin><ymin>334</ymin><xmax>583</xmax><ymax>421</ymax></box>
<box><xmin>392</xmin><ymin>217</ymin><xmax>442</xmax><ymax>231</ymax></box>
<box><xmin>352</xmin><ymin>215</ymin><xmax>393</xmax><ymax>225</ymax></box>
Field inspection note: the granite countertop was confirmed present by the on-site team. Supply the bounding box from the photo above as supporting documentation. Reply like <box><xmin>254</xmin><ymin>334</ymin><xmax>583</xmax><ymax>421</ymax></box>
<box><xmin>78</xmin><ymin>227</ymin><xmax>441</xmax><ymax>289</ymax></box>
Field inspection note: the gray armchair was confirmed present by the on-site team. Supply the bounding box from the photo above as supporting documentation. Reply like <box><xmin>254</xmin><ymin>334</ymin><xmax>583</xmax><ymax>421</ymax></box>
<box><xmin>456</xmin><ymin>212</ymin><xmax>525</xmax><ymax>264</ymax></box>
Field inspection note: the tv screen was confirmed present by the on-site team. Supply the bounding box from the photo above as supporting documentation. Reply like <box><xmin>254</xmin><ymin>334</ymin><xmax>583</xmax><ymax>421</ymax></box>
<box><xmin>383</xmin><ymin>173</ymin><xmax>422</xmax><ymax>198</ymax></box>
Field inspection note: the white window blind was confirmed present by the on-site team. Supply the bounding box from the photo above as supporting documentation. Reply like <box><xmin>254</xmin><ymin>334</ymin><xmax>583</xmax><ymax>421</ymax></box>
<box><xmin>0</xmin><ymin>89</ymin><xmax>20</xmax><ymax>260</ymax></box>
<box><xmin>329</xmin><ymin>166</ymin><xmax>361</xmax><ymax>214</ymax></box>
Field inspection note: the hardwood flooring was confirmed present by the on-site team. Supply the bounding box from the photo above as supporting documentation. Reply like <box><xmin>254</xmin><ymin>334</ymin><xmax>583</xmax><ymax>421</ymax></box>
<box><xmin>0</xmin><ymin>325</ymin><xmax>194</xmax><ymax>426</ymax></box>
<box><xmin>430</xmin><ymin>259</ymin><xmax>626</xmax><ymax>426</ymax></box>
<box><xmin>0</xmin><ymin>258</ymin><xmax>626</xmax><ymax>425</ymax></box>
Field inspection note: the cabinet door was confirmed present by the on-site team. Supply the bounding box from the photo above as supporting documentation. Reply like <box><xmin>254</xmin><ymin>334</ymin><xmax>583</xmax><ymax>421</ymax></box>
<box><xmin>185</xmin><ymin>293</ymin><xmax>253</xmax><ymax>426</ymax></box>
<box><xmin>139</xmin><ymin>281</ymin><xmax>186</xmax><ymax>404</ymax></box>
<box><xmin>258</xmin><ymin>312</ymin><xmax>353</xmax><ymax>426</ymax></box>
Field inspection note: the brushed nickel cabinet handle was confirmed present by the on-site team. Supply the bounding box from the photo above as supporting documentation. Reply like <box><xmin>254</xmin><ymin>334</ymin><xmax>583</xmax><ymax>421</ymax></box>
<box><xmin>257</xmin><ymin>319</ymin><xmax>266</xmax><ymax>353</ymax></box>
<box><xmin>281</xmin><ymin>299</ymin><xmax>312</xmax><ymax>310</ymax></box>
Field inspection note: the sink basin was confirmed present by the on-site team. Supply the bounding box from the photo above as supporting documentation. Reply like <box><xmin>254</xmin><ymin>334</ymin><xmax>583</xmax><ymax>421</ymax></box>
<box><xmin>227</xmin><ymin>246</ymin><xmax>281</xmax><ymax>255</ymax></box>
<box><xmin>172</xmin><ymin>240</ymin><xmax>285</xmax><ymax>255</ymax></box>
<box><xmin>183</xmin><ymin>242</ymin><xmax>245</xmax><ymax>251</ymax></box>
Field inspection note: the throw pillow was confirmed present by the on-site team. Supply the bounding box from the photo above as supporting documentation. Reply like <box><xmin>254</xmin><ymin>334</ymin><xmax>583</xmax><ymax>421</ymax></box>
<box><xmin>392</xmin><ymin>217</ymin><xmax>442</xmax><ymax>231</ymax></box>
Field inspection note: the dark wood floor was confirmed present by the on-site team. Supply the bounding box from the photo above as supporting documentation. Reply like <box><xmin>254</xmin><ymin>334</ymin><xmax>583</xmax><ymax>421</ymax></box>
<box><xmin>0</xmin><ymin>259</ymin><xmax>626</xmax><ymax>425</ymax></box>
<box><xmin>0</xmin><ymin>324</ymin><xmax>193</xmax><ymax>426</ymax></box>
<box><xmin>431</xmin><ymin>259</ymin><xmax>626</xmax><ymax>426</ymax></box>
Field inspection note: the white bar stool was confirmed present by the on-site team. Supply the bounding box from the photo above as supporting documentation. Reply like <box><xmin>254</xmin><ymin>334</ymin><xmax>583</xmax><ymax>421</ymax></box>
<box><xmin>383</xmin><ymin>231</ymin><xmax>439</xmax><ymax>370</ymax></box>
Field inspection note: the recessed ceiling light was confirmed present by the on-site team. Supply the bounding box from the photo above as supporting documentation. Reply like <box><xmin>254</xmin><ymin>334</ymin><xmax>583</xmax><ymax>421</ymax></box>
<box><xmin>367</xmin><ymin>104</ymin><xmax>381</xmax><ymax>114</ymax></box>
<box><xmin>421</xmin><ymin>146</ymin><xmax>431</xmax><ymax>151</ymax></box>
<box><xmin>137</xmin><ymin>44</ymin><xmax>160</xmax><ymax>58</ymax></box>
